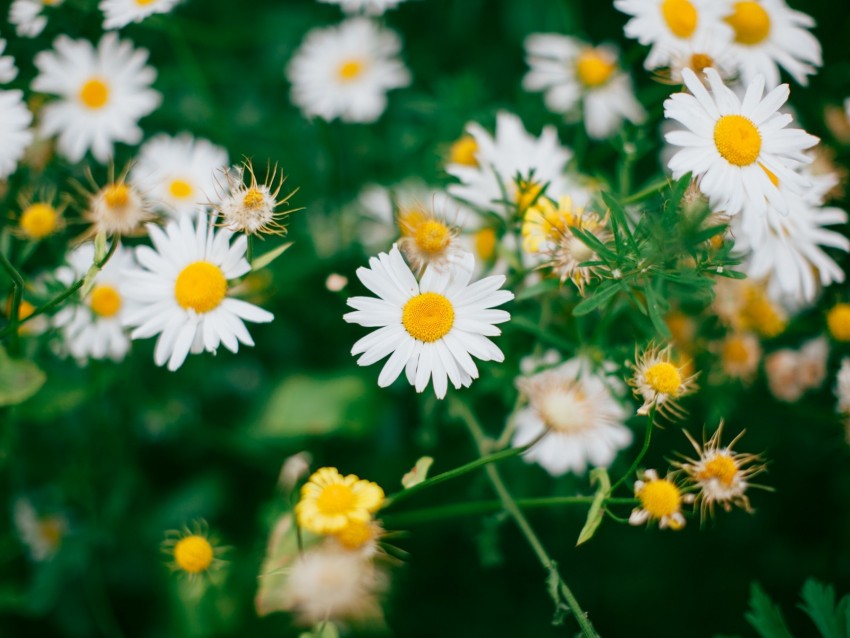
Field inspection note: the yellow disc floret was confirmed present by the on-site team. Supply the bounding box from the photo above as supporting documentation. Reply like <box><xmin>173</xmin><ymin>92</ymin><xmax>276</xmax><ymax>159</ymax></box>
<box><xmin>661</xmin><ymin>0</ymin><xmax>699</xmax><ymax>38</ymax></box>
<box><xmin>402</xmin><ymin>292</ymin><xmax>455</xmax><ymax>343</ymax></box>
<box><xmin>296</xmin><ymin>467</ymin><xmax>385</xmax><ymax>535</ymax></box>
<box><xmin>449</xmin><ymin>135</ymin><xmax>479</xmax><ymax>167</ymax></box>
<box><xmin>726</xmin><ymin>1</ymin><xmax>771</xmax><ymax>45</ymax></box>
<box><xmin>637</xmin><ymin>478</ymin><xmax>682</xmax><ymax>518</ymax></box>
<box><xmin>169</xmin><ymin>179</ymin><xmax>193</xmax><ymax>200</ymax></box>
<box><xmin>79</xmin><ymin>78</ymin><xmax>110</xmax><ymax>110</ymax></box>
<box><xmin>90</xmin><ymin>284</ymin><xmax>122</xmax><ymax>318</ymax></box>
<box><xmin>414</xmin><ymin>219</ymin><xmax>451</xmax><ymax>254</ymax></box>
<box><xmin>242</xmin><ymin>187</ymin><xmax>265</xmax><ymax>209</ymax></box>
<box><xmin>576</xmin><ymin>50</ymin><xmax>616</xmax><ymax>88</ymax></box>
<box><xmin>338</xmin><ymin>59</ymin><xmax>364</xmax><ymax>81</ymax></box>
<box><xmin>828</xmin><ymin>303</ymin><xmax>850</xmax><ymax>341</ymax></box>
<box><xmin>103</xmin><ymin>183</ymin><xmax>130</xmax><ymax>208</ymax></box>
<box><xmin>20</xmin><ymin>203</ymin><xmax>58</xmax><ymax>240</ymax></box>
<box><xmin>173</xmin><ymin>535</ymin><xmax>214</xmax><ymax>574</ymax></box>
<box><xmin>644</xmin><ymin>361</ymin><xmax>682</xmax><ymax>395</ymax></box>
<box><xmin>174</xmin><ymin>261</ymin><xmax>228</xmax><ymax>314</ymax></box>
<box><xmin>697</xmin><ymin>454</ymin><xmax>738</xmax><ymax>487</ymax></box>
<box><xmin>334</xmin><ymin>520</ymin><xmax>376</xmax><ymax>550</ymax></box>
<box><xmin>722</xmin><ymin>335</ymin><xmax>750</xmax><ymax>365</ymax></box>
<box><xmin>714</xmin><ymin>115</ymin><xmax>761</xmax><ymax>167</ymax></box>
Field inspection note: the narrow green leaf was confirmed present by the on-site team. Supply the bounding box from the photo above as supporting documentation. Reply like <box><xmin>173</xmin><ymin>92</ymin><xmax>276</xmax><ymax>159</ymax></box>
<box><xmin>0</xmin><ymin>346</ymin><xmax>46</xmax><ymax>407</ymax></box>
<box><xmin>601</xmin><ymin>190</ymin><xmax>634</xmax><ymax>247</ymax></box>
<box><xmin>799</xmin><ymin>580</ymin><xmax>842</xmax><ymax>638</ymax></box>
<box><xmin>642</xmin><ymin>282</ymin><xmax>671</xmax><ymax>339</ymax></box>
<box><xmin>572</xmin><ymin>283</ymin><xmax>622</xmax><ymax>316</ymax></box>
<box><xmin>745</xmin><ymin>582</ymin><xmax>795</xmax><ymax>638</ymax></box>
<box><xmin>576</xmin><ymin>468</ymin><xmax>610</xmax><ymax>546</ymax></box>
<box><xmin>252</xmin><ymin>242</ymin><xmax>293</xmax><ymax>271</ymax></box>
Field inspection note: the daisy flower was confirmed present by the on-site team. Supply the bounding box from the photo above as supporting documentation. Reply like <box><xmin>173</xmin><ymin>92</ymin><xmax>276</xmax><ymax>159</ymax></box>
<box><xmin>523</xmin><ymin>34</ymin><xmax>646</xmax><ymax>139</ymax></box>
<box><xmin>295</xmin><ymin>467</ymin><xmax>385</xmax><ymax>535</ymax></box>
<box><xmin>32</xmin><ymin>33</ymin><xmax>161</xmax><ymax>163</ymax></box>
<box><xmin>52</xmin><ymin>242</ymin><xmax>136</xmax><ymax>363</ymax></box>
<box><xmin>629</xmin><ymin>469</ymin><xmax>695</xmax><ymax>530</ymax></box>
<box><xmin>828</xmin><ymin>303</ymin><xmax>850</xmax><ymax>342</ymax></box>
<box><xmin>0</xmin><ymin>37</ymin><xmax>18</xmax><ymax>84</ymax></box>
<box><xmin>397</xmin><ymin>204</ymin><xmax>466</xmax><ymax>274</ymax></box>
<box><xmin>121</xmin><ymin>210</ymin><xmax>274</xmax><ymax>371</ymax></box>
<box><xmin>628</xmin><ymin>343</ymin><xmax>698</xmax><ymax>418</ymax></box>
<box><xmin>724</xmin><ymin>0</ymin><xmax>821</xmax><ymax>88</ymax></box>
<box><xmin>130</xmin><ymin>133</ymin><xmax>228</xmax><ymax>218</ymax></box>
<box><xmin>447</xmin><ymin>111</ymin><xmax>588</xmax><ymax>217</ymax></box>
<box><xmin>84</xmin><ymin>176</ymin><xmax>155</xmax><ymax>237</ymax></box>
<box><xmin>0</xmin><ymin>90</ymin><xmax>33</xmax><ymax>180</ymax></box>
<box><xmin>511</xmin><ymin>357</ymin><xmax>632</xmax><ymax>476</ymax></box>
<box><xmin>664</xmin><ymin>31</ymin><xmax>740</xmax><ymax>83</ymax></box>
<box><xmin>9</xmin><ymin>0</ymin><xmax>64</xmax><ymax>38</ymax></box>
<box><xmin>343</xmin><ymin>246</ymin><xmax>514</xmax><ymax>399</ymax></box>
<box><xmin>13</xmin><ymin>499</ymin><xmax>67</xmax><ymax>562</ymax></box>
<box><xmin>286</xmin><ymin>17</ymin><xmax>411</xmax><ymax>123</ymax></box>
<box><xmin>100</xmin><ymin>0</ymin><xmax>180</xmax><ymax>30</ymax></box>
<box><xmin>717</xmin><ymin>332</ymin><xmax>761</xmax><ymax>382</ymax></box>
<box><xmin>675</xmin><ymin>424</ymin><xmax>764</xmax><ymax>517</ymax></box>
<box><xmin>16</xmin><ymin>193</ymin><xmax>65</xmax><ymax>241</ymax></box>
<box><xmin>162</xmin><ymin>520</ymin><xmax>225</xmax><ymax>578</ymax></box>
<box><xmin>318</xmin><ymin>0</ymin><xmax>407</xmax><ymax>14</ymax></box>
<box><xmin>664</xmin><ymin>68</ymin><xmax>818</xmax><ymax>217</ymax></box>
<box><xmin>614</xmin><ymin>0</ymin><xmax>734</xmax><ymax>70</ymax></box>
<box><xmin>214</xmin><ymin>159</ymin><xmax>297</xmax><ymax>236</ymax></box>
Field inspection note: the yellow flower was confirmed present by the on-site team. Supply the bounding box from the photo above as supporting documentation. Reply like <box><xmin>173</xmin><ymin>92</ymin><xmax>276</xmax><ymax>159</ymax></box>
<box><xmin>162</xmin><ymin>521</ymin><xmax>224</xmax><ymax>577</ymax></box>
<box><xmin>628</xmin><ymin>343</ymin><xmax>698</xmax><ymax>419</ymax></box>
<box><xmin>827</xmin><ymin>303</ymin><xmax>850</xmax><ymax>342</ymax></box>
<box><xmin>295</xmin><ymin>467</ymin><xmax>385</xmax><ymax>535</ymax></box>
<box><xmin>629</xmin><ymin>469</ymin><xmax>694</xmax><ymax>531</ymax></box>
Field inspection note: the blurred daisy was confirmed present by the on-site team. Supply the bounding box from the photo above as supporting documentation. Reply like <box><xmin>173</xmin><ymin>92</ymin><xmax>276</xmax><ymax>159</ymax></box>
<box><xmin>511</xmin><ymin>357</ymin><xmax>632</xmax><ymax>476</ymax></box>
<box><xmin>523</xmin><ymin>35</ymin><xmax>645</xmax><ymax>139</ymax></box>
<box><xmin>318</xmin><ymin>0</ymin><xmax>407</xmax><ymax>14</ymax></box>
<box><xmin>53</xmin><ymin>242</ymin><xmax>136</xmax><ymax>363</ymax></box>
<box><xmin>765</xmin><ymin>337</ymin><xmax>827</xmax><ymax>402</ymax></box>
<box><xmin>214</xmin><ymin>159</ymin><xmax>297</xmax><ymax>236</ymax></box>
<box><xmin>717</xmin><ymin>332</ymin><xmax>761</xmax><ymax>382</ymax></box>
<box><xmin>629</xmin><ymin>469</ymin><xmax>694</xmax><ymax>530</ymax></box>
<box><xmin>614</xmin><ymin>0</ymin><xmax>734</xmax><ymax>70</ymax></box>
<box><xmin>828</xmin><ymin>303</ymin><xmax>850</xmax><ymax>342</ymax></box>
<box><xmin>295</xmin><ymin>467</ymin><xmax>384</xmax><ymax>535</ymax></box>
<box><xmin>85</xmin><ymin>176</ymin><xmax>154</xmax><ymax>237</ymax></box>
<box><xmin>0</xmin><ymin>90</ymin><xmax>33</xmax><ymax>180</ymax></box>
<box><xmin>397</xmin><ymin>205</ymin><xmax>465</xmax><ymax>274</ymax></box>
<box><xmin>121</xmin><ymin>211</ymin><xmax>274</xmax><ymax>371</ymax></box>
<box><xmin>724</xmin><ymin>0</ymin><xmax>821</xmax><ymax>88</ymax></box>
<box><xmin>162</xmin><ymin>520</ymin><xmax>225</xmax><ymax>578</ymax></box>
<box><xmin>16</xmin><ymin>194</ymin><xmax>65</xmax><ymax>241</ymax></box>
<box><xmin>32</xmin><ymin>33</ymin><xmax>161</xmax><ymax>163</ymax></box>
<box><xmin>447</xmin><ymin>111</ymin><xmax>587</xmax><ymax>217</ymax></box>
<box><xmin>344</xmin><ymin>246</ymin><xmax>513</xmax><ymax>399</ymax></box>
<box><xmin>629</xmin><ymin>343</ymin><xmax>698</xmax><ymax>418</ymax></box>
<box><xmin>100</xmin><ymin>0</ymin><xmax>180</xmax><ymax>29</ymax></box>
<box><xmin>664</xmin><ymin>68</ymin><xmax>818</xmax><ymax>217</ymax></box>
<box><xmin>9</xmin><ymin>0</ymin><xmax>64</xmax><ymax>38</ymax></box>
<box><xmin>130</xmin><ymin>133</ymin><xmax>228</xmax><ymax>218</ymax></box>
<box><xmin>13</xmin><ymin>499</ymin><xmax>67</xmax><ymax>562</ymax></box>
<box><xmin>287</xmin><ymin>17</ymin><xmax>411</xmax><ymax>123</ymax></box>
<box><xmin>665</xmin><ymin>31</ymin><xmax>740</xmax><ymax>83</ymax></box>
<box><xmin>0</xmin><ymin>38</ymin><xmax>18</xmax><ymax>84</ymax></box>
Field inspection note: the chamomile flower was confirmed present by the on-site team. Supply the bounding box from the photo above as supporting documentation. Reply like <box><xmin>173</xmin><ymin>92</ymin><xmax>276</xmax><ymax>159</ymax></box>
<box><xmin>84</xmin><ymin>176</ymin><xmax>154</xmax><ymax>237</ymax></box>
<box><xmin>344</xmin><ymin>246</ymin><xmax>513</xmax><ymax>399</ymax></box>
<box><xmin>511</xmin><ymin>357</ymin><xmax>632</xmax><ymax>476</ymax></box>
<box><xmin>318</xmin><ymin>0</ymin><xmax>407</xmax><ymax>14</ymax></box>
<box><xmin>764</xmin><ymin>337</ymin><xmax>827</xmax><ymax>402</ymax></box>
<box><xmin>522</xmin><ymin>35</ymin><xmax>646</xmax><ymax>139</ymax></box>
<box><xmin>16</xmin><ymin>193</ymin><xmax>65</xmax><ymax>241</ymax></box>
<box><xmin>52</xmin><ymin>242</ymin><xmax>135</xmax><ymax>363</ymax></box>
<box><xmin>724</xmin><ymin>0</ymin><xmax>821</xmax><ymax>88</ymax></box>
<box><xmin>665</xmin><ymin>31</ymin><xmax>740</xmax><ymax>83</ymax></box>
<box><xmin>32</xmin><ymin>33</ymin><xmax>161</xmax><ymax>163</ymax></box>
<box><xmin>162</xmin><ymin>521</ymin><xmax>225</xmax><ymax>578</ymax></box>
<box><xmin>0</xmin><ymin>90</ymin><xmax>33</xmax><ymax>180</ymax></box>
<box><xmin>295</xmin><ymin>467</ymin><xmax>385</xmax><ymax>535</ymax></box>
<box><xmin>664</xmin><ymin>68</ymin><xmax>818</xmax><ymax>217</ymax></box>
<box><xmin>717</xmin><ymin>332</ymin><xmax>761</xmax><ymax>382</ymax></box>
<box><xmin>9</xmin><ymin>0</ymin><xmax>63</xmax><ymax>38</ymax></box>
<box><xmin>13</xmin><ymin>499</ymin><xmax>67</xmax><ymax>561</ymax></box>
<box><xmin>629</xmin><ymin>343</ymin><xmax>698</xmax><ymax>418</ymax></box>
<box><xmin>286</xmin><ymin>17</ymin><xmax>411</xmax><ymax>123</ymax></box>
<box><xmin>0</xmin><ymin>38</ymin><xmax>18</xmax><ymax>84</ymax></box>
<box><xmin>130</xmin><ymin>133</ymin><xmax>228</xmax><ymax>218</ymax></box>
<box><xmin>214</xmin><ymin>160</ymin><xmax>297</xmax><ymax>236</ymax></box>
<box><xmin>121</xmin><ymin>211</ymin><xmax>274</xmax><ymax>371</ymax></box>
<box><xmin>100</xmin><ymin>0</ymin><xmax>180</xmax><ymax>29</ymax></box>
<box><xmin>447</xmin><ymin>111</ymin><xmax>587</xmax><ymax>217</ymax></box>
<box><xmin>397</xmin><ymin>205</ymin><xmax>465</xmax><ymax>274</ymax></box>
<box><xmin>614</xmin><ymin>0</ymin><xmax>734</xmax><ymax>70</ymax></box>
<box><xmin>629</xmin><ymin>469</ymin><xmax>694</xmax><ymax>530</ymax></box>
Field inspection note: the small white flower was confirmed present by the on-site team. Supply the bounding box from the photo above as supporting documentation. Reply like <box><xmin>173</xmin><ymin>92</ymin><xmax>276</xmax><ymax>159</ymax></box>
<box><xmin>9</xmin><ymin>0</ymin><xmax>64</xmax><ymax>38</ymax></box>
<box><xmin>523</xmin><ymin>35</ymin><xmax>645</xmax><ymax>139</ymax></box>
<box><xmin>665</xmin><ymin>31</ymin><xmax>740</xmax><ymax>82</ymax></box>
<box><xmin>344</xmin><ymin>245</ymin><xmax>513</xmax><ymax>399</ymax></box>
<box><xmin>724</xmin><ymin>0</ymin><xmax>821</xmax><ymax>88</ymax></box>
<box><xmin>122</xmin><ymin>211</ymin><xmax>274</xmax><ymax>371</ymax></box>
<box><xmin>32</xmin><ymin>33</ymin><xmax>161</xmax><ymax>163</ymax></box>
<box><xmin>0</xmin><ymin>89</ymin><xmax>33</xmax><ymax>179</ymax></box>
<box><xmin>53</xmin><ymin>243</ymin><xmax>136</xmax><ymax>363</ymax></box>
<box><xmin>287</xmin><ymin>17</ymin><xmax>411</xmax><ymax>123</ymax></box>
<box><xmin>0</xmin><ymin>37</ymin><xmax>18</xmax><ymax>84</ymax></box>
<box><xmin>317</xmin><ymin>0</ymin><xmax>408</xmax><ymax>15</ymax></box>
<box><xmin>664</xmin><ymin>68</ymin><xmax>818</xmax><ymax>217</ymax></box>
<box><xmin>100</xmin><ymin>0</ymin><xmax>180</xmax><ymax>30</ymax></box>
<box><xmin>511</xmin><ymin>357</ymin><xmax>632</xmax><ymax>476</ymax></box>
<box><xmin>13</xmin><ymin>499</ymin><xmax>67</xmax><ymax>562</ymax></box>
<box><xmin>130</xmin><ymin>133</ymin><xmax>228</xmax><ymax>218</ymax></box>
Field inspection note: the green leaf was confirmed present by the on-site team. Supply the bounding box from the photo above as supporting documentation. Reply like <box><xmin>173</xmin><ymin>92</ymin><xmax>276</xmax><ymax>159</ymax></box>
<box><xmin>601</xmin><ymin>190</ymin><xmax>635</xmax><ymax>246</ymax></box>
<box><xmin>572</xmin><ymin>282</ymin><xmax>623</xmax><ymax>316</ymax></box>
<box><xmin>401</xmin><ymin>456</ymin><xmax>434</xmax><ymax>488</ymax></box>
<box><xmin>642</xmin><ymin>282</ymin><xmax>671</xmax><ymax>339</ymax></box>
<box><xmin>576</xmin><ymin>468</ymin><xmax>611</xmax><ymax>546</ymax></box>
<box><xmin>745</xmin><ymin>582</ymin><xmax>795</xmax><ymax>638</ymax></box>
<box><xmin>0</xmin><ymin>346</ymin><xmax>46</xmax><ymax>407</ymax></box>
<box><xmin>799</xmin><ymin>580</ymin><xmax>843</xmax><ymax>638</ymax></box>
<box><xmin>252</xmin><ymin>242</ymin><xmax>293</xmax><ymax>271</ymax></box>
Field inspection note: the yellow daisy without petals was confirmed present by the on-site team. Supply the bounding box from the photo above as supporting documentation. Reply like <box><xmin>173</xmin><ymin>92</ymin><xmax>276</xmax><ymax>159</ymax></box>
<box><xmin>296</xmin><ymin>467</ymin><xmax>385</xmax><ymax>535</ymax></box>
<box><xmin>629</xmin><ymin>469</ymin><xmax>694</xmax><ymax>531</ymax></box>
<box><xmin>628</xmin><ymin>343</ymin><xmax>698</xmax><ymax>419</ymax></box>
<box><xmin>162</xmin><ymin>520</ymin><xmax>224</xmax><ymax>577</ymax></box>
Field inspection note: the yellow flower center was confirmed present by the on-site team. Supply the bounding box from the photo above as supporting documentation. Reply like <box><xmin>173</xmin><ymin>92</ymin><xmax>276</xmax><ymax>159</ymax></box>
<box><xmin>697</xmin><ymin>454</ymin><xmax>738</xmax><ymax>487</ymax></box>
<box><xmin>576</xmin><ymin>50</ymin><xmax>616</xmax><ymax>88</ymax></box>
<box><xmin>242</xmin><ymin>187</ymin><xmax>265</xmax><ymax>209</ymax></box>
<box><xmin>515</xmin><ymin>181</ymin><xmax>543</xmax><ymax>212</ymax></box>
<box><xmin>173</xmin><ymin>535</ymin><xmax>214</xmax><ymax>574</ymax></box>
<box><xmin>449</xmin><ymin>135</ymin><xmax>478</xmax><ymax>167</ymax></box>
<box><xmin>414</xmin><ymin>219</ymin><xmax>451</xmax><ymax>254</ymax></box>
<box><xmin>828</xmin><ymin>303</ymin><xmax>850</xmax><ymax>341</ymax></box>
<box><xmin>20</xmin><ymin>203</ymin><xmax>58</xmax><ymax>239</ymax></box>
<box><xmin>168</xmin><ymin>179</ymin><xmax>193</xmax><ymax>200</ymax></box>
<box><xmin>402</xmin><ymin>292</ymin><xmax>455</xmax><ymax>343</ymax></box>
<box><xmin>174</xmin><ymin>261</ymin><xmax>228</xmax><ymax>314</ymax></box>
<box><xmin>689</xmin><ymin>53</ymin><xmax>714</xmax><ymax>75</ymax></box>
<box><xmin>398</xmin><ymin>208</ymin><xmax>428</xmax><ymax>235</ymax></box>
<box><xmin>645</xmin><ymin>361</ymin><xmax>682</xmax><ymax>395</ymax></box>
<box><xmin>714</xmin><ymin>115</ymin><xmax>761</xmax><ymax>167</ymax></box>
<box><xmin>90</xmin><ymin>284</ymin><xmax>122</xmax><ymax>318</ymax></box>
<box><xmin>38</xmin><ymin>518</ymin><xmax>64</xmax><ymax>548</ymax></box>
<box><xmin>338</xmin><ymin>59</ymin><xmax>365</xmax><ymax>82</ymax></box>
<box><xmin>726</xmin><ymin>1</ymin><xmax>771</xmax><ymax>45</ymax></box>
<box><xmin>474</xmin><ymin>227</ymin><xmax>497</xmax><ymax>262</ymax></box>
<box><xmin>661</xmin><ymin>0</ymin><xmax>698</xmax><ymax>38</ymax></box>
<box><xmin>638</xmin><ymin>479</ymin><xmax>682</xmax><ymax>518</ymax></box>
<box><xmin>136</xmin><ymin>0</ymin><xmax>156</xmax><ymax>5</ymax></box>
<box><xmin>539</xmin><ymin>388</ymin><xmax>588</xmax><ymax>433</ymax></box>
<box><xmin>722</xmin><ymin>336</ymin><xmax>750</xmax><ymax>365</ymax></box>
<box><xmin>316</xmin><ymin>483</ymin><xmax>356</xmax><ymax>516</ymax></box>
<box><xmin>79</xmin><ymin>78</ymin><xmax>110</xmax><ymax>110</ymax></box>
<box><xmin>103</xmin><ymin>183</ymin><xmax>130</xmax><ymax>208</ymax></box>
<box><xmin>741</xmin><ymin>290</ymin><xmax>785</xmax><ymax>338</ymax></box>
<box><xmin>334</xmin><ymin>520</ymin><xmax>375</xmax><ymax>550</ymax></box>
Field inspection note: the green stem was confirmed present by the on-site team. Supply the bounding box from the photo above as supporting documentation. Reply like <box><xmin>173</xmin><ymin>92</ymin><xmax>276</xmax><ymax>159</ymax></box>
<box><xmin>621</xmin><ymin>178</ymin><xmax>670</xmax><ymax>205</ymax></box>
<box><xmin>0</xmin><ymin>250</ymin><xmax>24</xmax><ymax>354</ymax></box>
<box><xmin>451</xmin><ymin>398</ymin><xmax>599</xmax><ymax>638</ymax></box>
<box><xmin>610</xmin><ymin>405</ymin><xmax>656</xmax><ymax>493</ymax></box>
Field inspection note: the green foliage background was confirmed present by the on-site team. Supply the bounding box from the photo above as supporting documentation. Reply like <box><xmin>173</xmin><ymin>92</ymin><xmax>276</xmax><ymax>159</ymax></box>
<box><xmin>3</xmin><ymin>0</ymin><xmax>850</xmax><ymax>636</ymax></box>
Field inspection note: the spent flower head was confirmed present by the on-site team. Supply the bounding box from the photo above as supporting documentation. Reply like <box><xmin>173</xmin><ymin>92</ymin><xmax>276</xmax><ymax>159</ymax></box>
<box><xmin>629</xmin><ymin>343</ymin><xmax>698</xmax><ymax>419</ymax></box>
<box><xmin>214</xmin><ymin>160</ymin><xmax>298</xmax><ymax>236</ymax></box>
<box><xmin>629</xmin><ymin>469</ymin><xmax>695</xmax><ymax>531</ymax></box>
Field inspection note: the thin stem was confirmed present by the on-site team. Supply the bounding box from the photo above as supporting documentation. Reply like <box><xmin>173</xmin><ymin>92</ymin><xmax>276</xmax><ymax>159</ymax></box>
<box><xmin>621</xmin><ymin>178</ymin><xmax>670</xmax><ymax>205</ymax></box>
<box><xmin>452</xmin><ymin>398</ymin><xmax>599</xmax><ymax>638</ymax></box>
<box><xmin>610</xmin><ymin>405</ymin><xmax>656</xmax><ymax>493</ymax></box>
<box><xmin>0</xmin><ymin>250</ymin><xmax>24</xmax><ymax>354</ymax></box>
